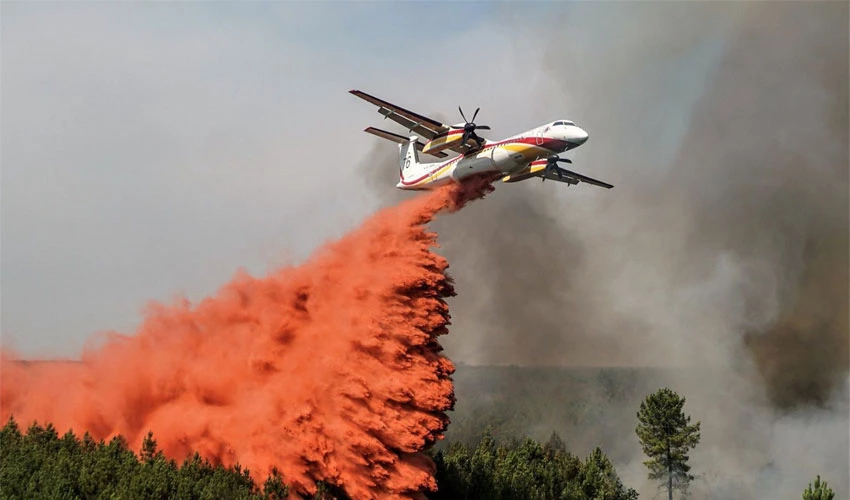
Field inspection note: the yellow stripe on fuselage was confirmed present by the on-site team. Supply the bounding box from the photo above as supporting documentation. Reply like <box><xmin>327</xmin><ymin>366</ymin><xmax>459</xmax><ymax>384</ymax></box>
<box><xmin>501</xmin><ymin>142</ymin><xmax>552</xmax><ymax>159</ymax></box>
<box><xmin>405</xmin><ymin>141</ymin><xmax>551</xmax><ymax>188</ymax></box>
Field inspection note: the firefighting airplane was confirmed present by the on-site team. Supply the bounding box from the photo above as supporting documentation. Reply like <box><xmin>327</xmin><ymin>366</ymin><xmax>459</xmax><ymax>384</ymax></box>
<box><xmin>350</xmin><ymin>89</ymin><xmax>613</xmax><ymax>190</ymax></box>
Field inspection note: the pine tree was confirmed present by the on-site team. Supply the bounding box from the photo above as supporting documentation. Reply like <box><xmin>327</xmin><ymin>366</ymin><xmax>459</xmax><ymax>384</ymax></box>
<box><xmin>262</xmin><ymin>467</ymin><xmax>290</xmax><ymax>499</ymax></box>
<box><xmin>140</xmin><ymin>430</ymin><xmax>159</xmax><ymax>463</ymax></box>
<box><xmin>803</xmin><ymin>475</ymin><xmax>835</xmax><ymax>500</ymax></box>
<box><xmin>635</xmin><ymin>387</ymin><xmax>700</xmax><ymax>500</ymax></box>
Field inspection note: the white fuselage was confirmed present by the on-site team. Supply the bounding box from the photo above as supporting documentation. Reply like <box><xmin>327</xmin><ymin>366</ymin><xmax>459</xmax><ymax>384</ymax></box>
<box><xmin>397</xmin><ymin>120</ymin><xmax>589</xmax><ymax>189</ymax></box>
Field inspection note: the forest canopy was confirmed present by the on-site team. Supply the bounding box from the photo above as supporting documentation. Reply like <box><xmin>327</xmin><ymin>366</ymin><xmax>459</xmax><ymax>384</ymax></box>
<box><xmin>0</xmin><ymin>417</ymin><xmax>637</xmax><ymax>500</ymax></box>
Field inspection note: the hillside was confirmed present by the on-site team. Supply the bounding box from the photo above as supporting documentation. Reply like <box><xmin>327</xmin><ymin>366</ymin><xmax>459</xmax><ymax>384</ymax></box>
<box><xmin>443</xmin><ymin>364</ymin><xmax>670</xmax><ymax>464</ymax></box>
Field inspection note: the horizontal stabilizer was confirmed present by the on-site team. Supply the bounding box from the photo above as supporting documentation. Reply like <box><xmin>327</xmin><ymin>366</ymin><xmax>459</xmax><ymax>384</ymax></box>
<box><xmin>363</xmin><ymin>127</ymin><xmax>449</xmax><ymax>158</ymax></box>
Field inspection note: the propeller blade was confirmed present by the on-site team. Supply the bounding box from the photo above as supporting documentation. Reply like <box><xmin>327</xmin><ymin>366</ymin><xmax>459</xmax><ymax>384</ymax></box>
<box><xmin>557</xmin><ymin>158</ymin><xmax>573</xmax><ymax>164</ymax></box>
<box><xmin>457</xmin><ymin>106</ymin><xmax>488</xmax><ymax>144</ymax></box>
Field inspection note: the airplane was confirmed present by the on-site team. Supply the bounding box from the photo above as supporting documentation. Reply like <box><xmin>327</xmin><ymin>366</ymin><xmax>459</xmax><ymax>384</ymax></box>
<box><xmin>350</xmin><ymin>89</ymin><xmax>613</xmax><ymax>191</ymax></box>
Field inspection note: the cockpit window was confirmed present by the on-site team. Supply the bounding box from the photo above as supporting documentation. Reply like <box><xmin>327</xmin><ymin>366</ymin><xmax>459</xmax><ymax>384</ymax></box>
<box><xmin>553</xmin><ymin>120</ymin><xmax>575</xmax><ymax>127</ymax></box>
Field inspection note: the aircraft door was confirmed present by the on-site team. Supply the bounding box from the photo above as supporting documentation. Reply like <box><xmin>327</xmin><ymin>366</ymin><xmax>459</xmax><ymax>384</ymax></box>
<box><xmin>535</xmin><ymin>127</ymin><xmax>544</xmax><ymax>145</ymax></box>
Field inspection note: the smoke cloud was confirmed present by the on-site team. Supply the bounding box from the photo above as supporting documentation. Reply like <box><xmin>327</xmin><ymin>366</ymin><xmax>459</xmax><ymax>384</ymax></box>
<box><xmin>1</xmin><ymin>180</ymin><xmax>494</xmax><ymax>499</ymax></box>
<box><xmin>357</xmin><ymin>1</ymin><xmax>848</xmax><ymax>497</ymax></box>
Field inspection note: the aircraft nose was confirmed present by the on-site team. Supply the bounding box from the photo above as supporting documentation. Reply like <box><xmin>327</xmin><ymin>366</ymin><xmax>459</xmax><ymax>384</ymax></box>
<box><xmin>569</xmin><ymin>126</ymin><xmax>589</xmax><ymax>146</ymax></box>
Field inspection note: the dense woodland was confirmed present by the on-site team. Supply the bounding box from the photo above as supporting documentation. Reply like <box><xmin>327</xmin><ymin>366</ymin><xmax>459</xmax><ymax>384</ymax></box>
<box><xmin>0</xmin><ymin>417</ymin><xmax>637</xmax><ymax>500</ymax></box>
<box><xmin>0</xmin><ymin>367</ymin><xmax>837</xmax><ymax>499</ymax></box>
<box><xmin>430</xmin><ymin>431</ymin><xmax>637</xmax><ymax>500</ymax></box>
<box><xmin>0</xmin><ymin>418</ymin><xmax>293</xmax><ymax>500</ymax></box>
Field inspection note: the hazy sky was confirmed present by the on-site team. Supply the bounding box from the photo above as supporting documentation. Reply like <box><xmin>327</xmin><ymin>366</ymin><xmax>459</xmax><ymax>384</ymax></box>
<box><xmin>2</xmin><ymin>2</ymin><xmax>737</xmax><ymax>357</ymax></box>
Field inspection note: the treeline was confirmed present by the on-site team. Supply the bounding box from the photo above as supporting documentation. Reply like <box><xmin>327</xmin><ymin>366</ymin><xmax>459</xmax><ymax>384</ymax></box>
<box><xmin>431</xmin><ymin>430</ymin><xmax>637</xmax><ymax>500</ymax></box>
<box><xmin>0</xmin><ymin>417</ymin><xmax>635</xmax><ymax>500</ymax></box>
<box><xmin>1</xmin><ymin>412</ymin><xmax>837</xmax><ymax>500</ymax></box>
<box><xmin>0</xmin><ymin>417</ymin><xmax>326</xmax><ymax>500</ymax></box>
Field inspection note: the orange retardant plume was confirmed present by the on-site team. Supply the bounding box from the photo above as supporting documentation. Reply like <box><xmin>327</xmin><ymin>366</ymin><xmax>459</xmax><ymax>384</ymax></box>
<box><xmin>0</xmin><ymin>177</ymin><xmax>495</xmax><ymax>499</ymax></box>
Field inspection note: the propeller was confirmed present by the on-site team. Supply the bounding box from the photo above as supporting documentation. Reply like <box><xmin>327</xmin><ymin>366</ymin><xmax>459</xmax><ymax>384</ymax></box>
<box><xmin>541</xmin><ymin>154</ymin><xmax>573</xmax><ymax>183</ymax></box>
<box><xmin>456</xmin><ymin>106</ymin><xmax>491</xmax><ymax>148</ymax></box>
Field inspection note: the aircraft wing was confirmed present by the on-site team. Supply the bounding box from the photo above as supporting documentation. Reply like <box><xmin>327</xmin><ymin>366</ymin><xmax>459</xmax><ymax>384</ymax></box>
<box><xmin>350</xmin><ymin>89</ymin><xmax>489</xmax><ymax>155</ymax></box>
<box><xmin>350</xmin><ymin>90</ymin><xmax>449</xmax><ymax>141</ymax></box>
<box><xmin>364</xmin><ymin>126</ymin><xmax>449</xmax><ymax>158</ymax></box>
<box><xmin>537</xmin><ymin>167</ymin><xmax>614</xmax><ymax>189</ymax></box>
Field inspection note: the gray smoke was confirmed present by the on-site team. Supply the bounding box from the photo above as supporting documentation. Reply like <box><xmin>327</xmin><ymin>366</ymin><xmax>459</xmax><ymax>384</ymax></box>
<box><xmin>356</xmin><ymin>128</ymin><xmax>634</xmax><ymax>366</ymax></box>
<box><xmin>356</xmin><ymin>2</ymin><xmax>848</xmax><ymax>497</ymax></box>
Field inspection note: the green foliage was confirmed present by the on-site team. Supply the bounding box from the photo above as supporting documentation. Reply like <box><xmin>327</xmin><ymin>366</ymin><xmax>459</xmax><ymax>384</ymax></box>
<box><xmin>262</xmin><ymin>468</ymin><xmax>289</xmax><ymax>499</ymax></box>
<box><xmin>635</xmin><ymin>388</ymin><xmax>700</xmax><ymax>499</ymax></box>
<box><xmin>0</xmin><ymin>417</ymin><xmax>306</xmax><ymax>499</ymax></box>
<box><xmin>1</xmin><ymin>416</ymin><xmax>638</xmax><ymax>500</ymax></box>
<box><xmin>803</xmin><ymin>475</ymin><xmax>835</xmax><ymax>500</ymax></box>
<box><xmin>431</xmin><ymin>429</ymin><xmax>638</xmax><ymax>500</ymax></box>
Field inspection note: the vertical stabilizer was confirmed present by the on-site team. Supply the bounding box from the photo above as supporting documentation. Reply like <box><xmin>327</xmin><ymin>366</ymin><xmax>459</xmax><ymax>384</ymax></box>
<box><xmin>398</xmin><ymin>136</ymin><xmax>428</xmax><ymax>186</ymax></box>
<box><xmin>399</xmin><ymin>136</ymin><xmax>420</xmax><ymax>172</ymax></box>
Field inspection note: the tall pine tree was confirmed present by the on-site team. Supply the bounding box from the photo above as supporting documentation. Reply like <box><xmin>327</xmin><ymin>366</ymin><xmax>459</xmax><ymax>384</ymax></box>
<box><xmin>802</xmin><ymin>475</ymin><xmax>835</xmax><ymax>500</ymax></box>
<box><xmin>635</xmin><ymin>387</ymin><xmax>700</xmax><ymax>500</ymax></box>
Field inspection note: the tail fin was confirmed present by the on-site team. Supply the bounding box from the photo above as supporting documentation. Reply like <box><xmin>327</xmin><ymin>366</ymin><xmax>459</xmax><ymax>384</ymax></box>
<box><xmin>398</xmin><ymin>136</ymin><xmax>427</xmax><ymax>185</ymax></box>
<box><xmin>399</xmin><ymin>136</ymin><xmax>420</xmax><ymax>173</ymax></box>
